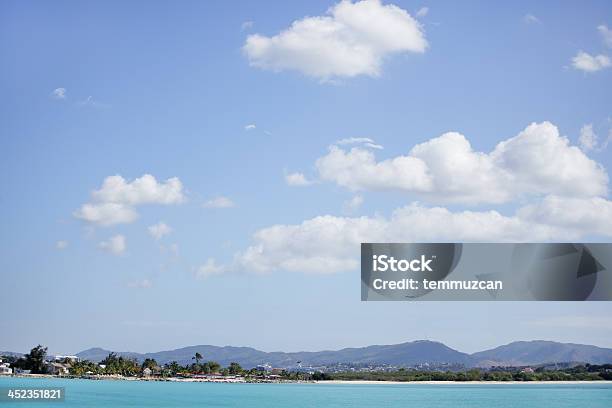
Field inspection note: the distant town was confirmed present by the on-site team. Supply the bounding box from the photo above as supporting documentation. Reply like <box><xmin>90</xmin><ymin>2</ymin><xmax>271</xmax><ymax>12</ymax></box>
<box><xmin>2</xmin><ymin>345</ymin><xmax>612</xmax><ymax>383</ymax></box>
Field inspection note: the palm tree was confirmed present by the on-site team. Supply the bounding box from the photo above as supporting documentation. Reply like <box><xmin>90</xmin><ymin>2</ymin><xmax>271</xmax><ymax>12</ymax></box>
<box><xmin>192</xmin><ymin>352</ymin><xmax>203</xmax><ymax>365</ymax></box>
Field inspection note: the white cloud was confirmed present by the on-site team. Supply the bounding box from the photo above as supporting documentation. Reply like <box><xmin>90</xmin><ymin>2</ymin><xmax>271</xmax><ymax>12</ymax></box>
<box><xmin>522</xmin><ymin>14</ymin><xmax>540</xmax><ymax>24</ymax></box>
<box><xmin>196</xmin><ymin>258</ymin><xmax>227</xmax><ymax>279</ymax></box>
<box><xmin>74</xmin><ymin>174</ymin><xmax>185</xmax><ymax>226</ymax></box>
<box><xmin>518</xmin><ymin>195</ymin><xmax>612</xmax><ymax>236</ymax></box>
<box><xmin>203</xmin><ymin>196</ymin><xmax>235</xmax><ymax>208</ymax></box>
<box><xmin>74</xmin><ymin>202</ymin><xmax>138</xmax><ymax>226</ymax></box>
<box><xmin>571</xmin><ymin>51</ymin><xmax>611</xmax><ymax>72</ymax></box>
<box><xmin>127</xmin><ymin>279</ymin><xmax>153</xmax><ymax>289</ymax></box>
<box><xmin>336</xmin><ymin>137</ymin><xmax>383</xmax><ymax>149</ymax></box>
<box><xmin>229</xmin><ymin>201</ymin><xmax>585</xmax><ymax>275</ymax></box>
<box><xmin>98</xmin><ymin>234</ymin><xmax>126</xmax><ymax>255</ymax></box>
<box><xmin>316</xmin><ymin>145</ymin><xmax>432</xmax><ymax>192</ymax></box>
<box><xmin>244</xmin><ymin>124</ymin><xmax>256</xmax><ymax>130</ymax></box>
<box><xmin>364</xmin><ymin>142</ymin><xmax>384</xmax><ymax>150</ymax></box>
<box><xmin>415</xmin><ymin>7</ymin><xmax>428</xmax><ymax>18</ymax></box>
<box><xmin>491</xmin><ymin>122</ymin><xmax>607</xmax><ymax>197</ymax></box>
<box><xmin>578</xmin><ymin>124</ymin><xmax>598</xmax><ymax>151</ymax></box>
<box><xmin>243</xmin><ymin>0</ymin><xmax>427</xmax><ymax>80</ymax></box>
<box><xmin>51</xmin><ymin>88</ymin><xmax>66</xmax><ymax>99</ymax></box>
<box><xmin>148</xmin><ymin>222</ymin><xmax>172</xmax><ymax>240</ymax></box>
<box><xmin>285</xmin><ymin>172</ymin><xmax>314</xmax><ymax>186</ymax></box>
<box><xmin>598</xmin><ymin>24</ymin><xmax>612</xmax><ymax>48</ymax></box>
<box><xmin>212</xmin><ymin>192</ymin><xmax>612</xmax><ymax>276</ymax></box>
<box><xmin>91</xmin><ymin>174</ymin><xmax>184</xmax><ymax>205</ymax></box>
<box><xmin>315</xmin><ymin>122</ymin><xmax>608</xmax><ymax>204</ymax></box>
<box><xmin>55</xmin><ymin>240</ymin><xmax>68</xmax><ymax>250</ymax></box>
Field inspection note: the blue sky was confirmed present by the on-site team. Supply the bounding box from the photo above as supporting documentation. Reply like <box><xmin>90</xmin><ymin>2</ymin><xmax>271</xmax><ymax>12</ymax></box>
<box><xmin>1</xmin><ymin>0</ymin><xmax>612</xmax><ymax>355</ymax></box>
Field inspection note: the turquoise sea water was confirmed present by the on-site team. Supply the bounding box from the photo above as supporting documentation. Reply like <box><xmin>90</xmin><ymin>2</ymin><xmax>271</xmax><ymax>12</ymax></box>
<box><xmin>1</xmin><ymin>377</ymin><xmax>612</xmax><ymax>408</ymax></box>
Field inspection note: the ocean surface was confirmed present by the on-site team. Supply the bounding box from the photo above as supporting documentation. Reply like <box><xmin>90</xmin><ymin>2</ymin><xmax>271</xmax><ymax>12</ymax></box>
<box><xmin>1</xmin><ymin>377</ymin><xmax>612</xmax><ymax>407</ymax></box>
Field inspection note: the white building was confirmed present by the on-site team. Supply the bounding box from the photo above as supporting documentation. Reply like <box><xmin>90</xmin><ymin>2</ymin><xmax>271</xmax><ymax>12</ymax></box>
<box><xmin>0</xmin><ymin>362</ymin><xmax>12</xmax><ymax>375</ymax></box>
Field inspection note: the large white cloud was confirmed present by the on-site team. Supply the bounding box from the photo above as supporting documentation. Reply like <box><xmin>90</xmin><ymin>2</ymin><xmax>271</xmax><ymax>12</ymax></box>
<box><xmin>213</xmin><ymin>194</ymin><xmax>612</xmax><ymax>276</ymax></box>
<box><xmin>490</xmin><ymin>122</ymin><xmax>607</xmax><ymax>197</ymax></box>
<box><xmin>243</xmin><ymin>0</ymin><xmax>427</xmax><ymax>80</ymax></box>
<box><xmin>213</xmin><ymin>121</ymin><xmax>612</xmax><ymax>277</ymax></box>
<box><xmin>226</xmin><ymin>200</ymin><xmax>597</xmax><ymax>275</ymax></box>
<box><xmin>74</xmin><ymin>174</ymin><xmax>185</xmax><ymax>226</ymax></box>
<box><xmin>518</xmin><ymin>195</ymin><xmax>612</xmax><ymax>236</ymax></box>
<box><xmin>315</xmin><ymin>122</ymin><xmax>608</xmax><ymax>204</ymax></box>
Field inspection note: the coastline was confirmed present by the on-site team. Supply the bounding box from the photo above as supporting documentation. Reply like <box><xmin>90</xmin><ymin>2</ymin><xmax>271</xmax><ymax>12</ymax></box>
<box><xmin>4</xmin><ymin>375</ymin><xmax>612</xmax><ymax>385</ymax></box>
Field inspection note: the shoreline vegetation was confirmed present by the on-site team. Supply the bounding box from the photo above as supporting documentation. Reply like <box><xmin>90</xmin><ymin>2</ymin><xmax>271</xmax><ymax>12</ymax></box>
<box><xmin>3</xmin><ymin>374</ymin><xmax>612</xmax><ymax>385</ymax></box>
<box><xmin>3</xmin><ymin>345</ymin><xmax>612</xmax><ymax>385</ymax></box>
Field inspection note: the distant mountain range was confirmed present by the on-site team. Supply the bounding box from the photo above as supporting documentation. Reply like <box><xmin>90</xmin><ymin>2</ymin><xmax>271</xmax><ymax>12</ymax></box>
<box><xmin>470</xmin><ymin>341</ymin><xmax>612</xmax><ymax>367</ymax></box>
<box><xmin>65</xmin><ymin>340</ymin><xmax>612</xmax><ymax>369</ymax></box>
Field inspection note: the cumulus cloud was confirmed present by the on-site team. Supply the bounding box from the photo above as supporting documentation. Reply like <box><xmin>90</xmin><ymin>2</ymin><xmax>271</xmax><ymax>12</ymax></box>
<box><xmin>148</xmin><ymin>222</ymin><xmax>172</xmax><ymax>240</ymax></box>
<box><xmin>98</xmin><ymin>234</ymin><xmax>126</xmax><ymax>255</ymax></box>
<box><xmin>314</xmin><ymin>122</ymin><xmax>608</xmax><ymax>204</ymax></box>
<box><xmin>197</xmin><ymin>193</ymin><xmax>612</xmax><ymax>276</ymax></box>
<box><xmin>316</xmin><ymin>144</ymin><xmax>431</xmax><ymax>192</ymax></box>
<box><xmin>51</xmin><ymin>88</ymin><xmax>66</xmax><ymax>99</ymax></box>
<box><xmin>55</xmin><ymin>240</ymin><xmax>68</xmax><ymax>250</ymax></box>
<box><xmin>518</xmin><ymin>195</ymin><xmax>612</xmax><ymax>236</ymax></box>
<box><xmin>90</xmin><ymin>174</ymin><xmax>184</xmax><ymax>205</ymax></box>
<box><xmin>243</xmin><ymin>0</ymin><xmax>427</xmax><ymax>80</ymax></box>
<box><xmin>228</xmin><ymin>201</ymin><xmax>592</xmax><ymax>275</ymax></box>
<box><xmin>74</xmin><ymin>202</ymin><xmax>138</xmax><ymax>226</ymax></box>
<box><xmin>598</xmin><ymin>24</ymin><xmax>612</xmax><ymax>48</ymax></box>
<box><xmin>74</xmin><ymin>174</ymin><xmax>185</xmax><ymax>226</ymax></box>
<box><xmin>285</xmin><ymin>172</ymin><xmax>314</xmax><ymax>186</ymax></box>
<box><xmin>571</xmin><ymin>51</ymin><xmax>611</xmax><ymax>72</ymax></box>
<box><xmin>203</xmin><ymin>196</ymin><xmax>235</xmax><ymax>208</ymax></box>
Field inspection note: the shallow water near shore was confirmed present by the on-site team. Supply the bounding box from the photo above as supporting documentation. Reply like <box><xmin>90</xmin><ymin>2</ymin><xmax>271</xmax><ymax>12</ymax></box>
<box><xmin>1</xmin><ymin>377</ymin><xmax>612</xmax><ymax>407</ymax></box>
